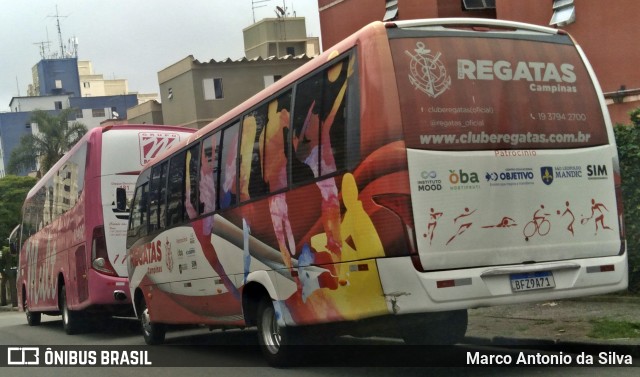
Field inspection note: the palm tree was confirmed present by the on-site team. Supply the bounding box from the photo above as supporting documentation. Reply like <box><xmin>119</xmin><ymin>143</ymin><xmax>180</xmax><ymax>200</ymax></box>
<box><xmin>8</xmin><ymin>108</ymin><xmax>88</xmax><ymax>176</ymax></box>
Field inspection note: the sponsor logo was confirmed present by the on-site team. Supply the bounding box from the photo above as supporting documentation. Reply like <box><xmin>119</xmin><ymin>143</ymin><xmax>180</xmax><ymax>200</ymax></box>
<box><xmin>417</xmin><ymin>170</ymin><xmax>442</xmax><ymax>192</ymax></box>
<box><xmin>554</xmin><ymin>165</ymin><xmax>583</xmax><ymax>180</ymax></box>
<box><xmin>457</xmin><ymin>59</ymin><xmax>577</xmax><ymax>93</ymax></box>
<box><xmin>130</xmin><ymin>240</ymin><xmax>162</xmax><ymax>268</ymax></box>
<box><xmin>541</xmin><ymin>166</ymin><xmax>554</xmax><ymax>185</ymax></box>
<box><xmin>485</xmin><ymin>168</ymin><xmax>535</xmax><ymax>187</ymax></box>
<box><xmin>587</xmin><ymin>164</ymin><xmax>608</xmax><ymax>180</ymax></box>
<box><xmin>406</xmin><ymin>42</ymin><xmax>451</xmax><ymax>98</ymax></box>
<box><xmin>449</xmin><ymin>169</ymin><xmax>480</xmax><ymax>191</ymax></box>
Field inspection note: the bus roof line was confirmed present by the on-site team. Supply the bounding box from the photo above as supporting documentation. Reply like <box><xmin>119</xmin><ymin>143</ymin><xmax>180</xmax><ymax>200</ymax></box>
<box><xmin>390</xmin><ymin>18</ymin><xmax>561</xmax><ymax>36</ymax></box>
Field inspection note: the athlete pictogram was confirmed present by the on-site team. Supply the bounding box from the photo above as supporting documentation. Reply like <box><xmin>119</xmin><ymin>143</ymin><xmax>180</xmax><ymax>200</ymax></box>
<box><xmin>446</xmin><ymin>208</ymin><xmax>477</xmax><ymax>245</ymax></box>
<box><xmin>523</xmin><ymin>205</ymin><xmax>551</xmax><ymax>240</ymax></box>
<box><xmin>423</xmin><ymin>207</ymin><xmax>444</xmax><ymax>245</ymax></box>
<box><xmin>557</xmin><ymin>201</ymin><xmax>576</xmax><ymax>236</ymax></box>
<box><xmin>482</xmin><ymin>216</ymin><xmax>517</xmax><ymax>228</ymax></box>
<box><xmin>581</xmin><ymin>198</ymin><xmax>612</xmax><ymax>235</ymax></box>
<box><xmin>405</xmin><ymin>42</ymin><xmax>451</xmax><ymax>98</ymax></box>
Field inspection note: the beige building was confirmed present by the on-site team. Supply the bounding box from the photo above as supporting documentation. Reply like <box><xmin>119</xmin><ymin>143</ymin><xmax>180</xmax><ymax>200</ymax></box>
<box><xmin>243</xmin><ymin>17</ymin><xmax>320</xmax><ymax>59</ymax></box>
<box><xmin>127</xmin><ymin>100</ymin><xmax>164</xmax><ymax>125</ymax></box>
<box><xmin>158</xmin><ymin>54</ymin><xmax>311</xmax><ymax>129</ymax></box>
<box><xmin>78</xmin><ymin>60</ymin><xmax>159</xmax><ymax>103</ymax></box>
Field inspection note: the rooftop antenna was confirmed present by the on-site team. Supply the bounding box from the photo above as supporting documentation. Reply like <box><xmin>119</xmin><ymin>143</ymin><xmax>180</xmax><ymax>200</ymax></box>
<box><xmin>251</xmin><ymin>0</ymin><xmax>270</xmax><ymax>23</ymax></box>
<box><xmin>48</xmin><ymin>5</ymin><xmax>68</xmax><ymax>58</ymax></box>
<box><xmin>33</xmin><ymin>40</ymin><xmax>52</xmax><ymax>59</ymax></box>
<box><xmin>275</xmin><ymin>1</ymin><xmax>288</xmax><ymax>18</ymax></box>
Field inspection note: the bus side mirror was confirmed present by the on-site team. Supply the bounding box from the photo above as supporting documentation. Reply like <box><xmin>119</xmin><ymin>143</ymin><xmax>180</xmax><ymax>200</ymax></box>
<box><xmin>116</xmin><ymin>188</ymin><xmax>127</xmax><ymax>212</ymax></box>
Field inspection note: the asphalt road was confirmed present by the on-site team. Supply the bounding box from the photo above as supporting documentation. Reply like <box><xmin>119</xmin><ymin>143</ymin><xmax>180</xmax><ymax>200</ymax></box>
<box><xmin>0</xmin><ymin>308</ymin><xmax>637</xmax><ymax>375</ymax></box>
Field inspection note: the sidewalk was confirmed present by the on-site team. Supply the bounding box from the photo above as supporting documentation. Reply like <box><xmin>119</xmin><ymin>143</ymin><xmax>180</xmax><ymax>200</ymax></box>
<box><xmin>465</xmin><ymin>295</ymin><xmax>640</xmax><ymax>355</ymax></box>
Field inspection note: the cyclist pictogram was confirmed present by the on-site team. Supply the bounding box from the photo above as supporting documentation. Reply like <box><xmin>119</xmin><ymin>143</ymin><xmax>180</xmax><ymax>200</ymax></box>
<box><xmin>523</xmin><ymin>204</ymin><xmax>551</xmax><ymax>241</ymax></box>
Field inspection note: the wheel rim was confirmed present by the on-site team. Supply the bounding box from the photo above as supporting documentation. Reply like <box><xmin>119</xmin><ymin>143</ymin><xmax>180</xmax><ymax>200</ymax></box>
<box><xmin>141</xmin><ymin>307</ymin><xmax>152</xmax><ymax>336</ymax></box>
<box><xmin>260</xmin><ymin>304</ymin><xmax>281</xmax><ymax>354</ymax></box>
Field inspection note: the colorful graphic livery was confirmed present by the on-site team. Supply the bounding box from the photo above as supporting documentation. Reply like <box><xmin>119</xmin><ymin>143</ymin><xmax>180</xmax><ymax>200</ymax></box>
<box><xmin>126</xmin><ymin>19</ymin><xmax>627</xmax><ymax>366</ymax></box>
<box><xmin>17</xmin><ymin>125</ymin><xmax>195</xmax><ymax>334</ymax></box>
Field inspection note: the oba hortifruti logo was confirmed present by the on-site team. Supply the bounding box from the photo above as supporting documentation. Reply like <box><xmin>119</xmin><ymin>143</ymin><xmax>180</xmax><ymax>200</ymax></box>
<box><xmin>405</xmin><ymin>42</ymin><xmax>451</xmax><ymax>98</ymax></box>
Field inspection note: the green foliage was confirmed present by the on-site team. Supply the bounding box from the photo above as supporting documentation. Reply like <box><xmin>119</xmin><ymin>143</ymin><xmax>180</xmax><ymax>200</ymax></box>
<box><xmin>614</xmin><ymin>108</ymin><xmax>640</xmax><ymax>292</ymax></box>
<box><xmin>7</xmin><ymin>109</ymin><xmax>87</xmax><ymax>175</ymax></box>
<box><xmin>0</xmin><ymin>175</ymin><xmax>36</xmax><ymax>254</ymax></box>
<box><xmin>588</xmin><ymin>318</ymin><xmax>640</xmax><ymax>339</ymax></box>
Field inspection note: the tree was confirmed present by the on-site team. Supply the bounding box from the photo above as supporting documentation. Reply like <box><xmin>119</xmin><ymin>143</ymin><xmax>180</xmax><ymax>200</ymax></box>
<box><xmin>8</xmin><ymin>109</ymin><xmax>87</xmax><ymax>175</ymax></box>
<box><xmin>614</xmin><ymin>108</ymin><xmax>640</xmax><ymax>292</ymax></box>
<box><xmin>0</xmin><ymin>175</ymin><xmax>37</xmax><ymax>249</ymax></box>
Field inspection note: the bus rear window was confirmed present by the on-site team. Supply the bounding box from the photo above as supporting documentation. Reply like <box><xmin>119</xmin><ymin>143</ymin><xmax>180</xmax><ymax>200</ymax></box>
<box><xmin>389</xmin><ymin>33</ymin><xmax>608</xmax><ymax>150</ymax></box>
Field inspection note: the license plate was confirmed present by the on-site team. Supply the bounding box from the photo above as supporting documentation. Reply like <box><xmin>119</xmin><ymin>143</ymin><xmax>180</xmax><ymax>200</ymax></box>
<box><xmin>510</xmin><ymin>271</ymin><xmax>555</xmax><ymax>292</ymax></box>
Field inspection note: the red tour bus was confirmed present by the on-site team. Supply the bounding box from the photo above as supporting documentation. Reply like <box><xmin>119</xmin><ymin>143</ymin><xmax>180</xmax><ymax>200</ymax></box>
<box><xmin>126</xmin><ymin>19</ymin><xmax>626</xmax><ymax>365</ymax></box>
<box><xmin>17</xmin><ymin>124</ymin><xmax>195</xmax><ymax>334</ymax></box>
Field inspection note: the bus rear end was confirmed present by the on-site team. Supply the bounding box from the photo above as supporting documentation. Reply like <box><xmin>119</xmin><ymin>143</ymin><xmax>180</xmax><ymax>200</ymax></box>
<box><xmin>375</xmin><ymin>19</ymin><xmax>626</xmax><ymax>335</ymax></box>
<box><xmin>87</xmin><ymin>126</ymin><xmax>195</xmax><ymax>308</ymax></box>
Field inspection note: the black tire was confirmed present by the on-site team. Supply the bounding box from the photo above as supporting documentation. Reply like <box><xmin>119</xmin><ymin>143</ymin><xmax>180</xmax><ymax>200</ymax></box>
<box><xmin>60</xmin><ymin>284</ymin><xmax>84</xmax><ymax>335</ymax></box>
<box><xmin>139</xmin><ymin>296</ymin><xmax>166</xmax><ymax>345</ymax></box>
<box><xmin>402</xmin><ymin>310</ymin><xmax>468</xmax><ymax>345</ymax></box>
<box><xmin>23</xmin><ymin>289</ymin><xmax>41</xmax><ymax>326</ymax></box>
<box><xmin>256</xmin><ymin>297</ymin><xmax>299</xmax><ymax>367</ymax></box>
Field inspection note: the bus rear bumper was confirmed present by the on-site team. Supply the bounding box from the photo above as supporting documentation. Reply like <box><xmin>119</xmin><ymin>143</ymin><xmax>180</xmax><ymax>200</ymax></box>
<box><xmin>376</xmin><ymin>255</ymin><xmax>628</xmax><ymax>315</ymax></box>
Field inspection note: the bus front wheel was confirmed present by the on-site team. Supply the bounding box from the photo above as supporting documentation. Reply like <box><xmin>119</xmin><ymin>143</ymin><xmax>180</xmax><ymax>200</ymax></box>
<box><xmin>139</xmin><ymin>296</ymin><xmax>166</xmax><ymax>345</ymax></box>
<box><xmin>256</xmin><ymin>297</ymin><xmax>299</xmax><ymax>367</ymax></box>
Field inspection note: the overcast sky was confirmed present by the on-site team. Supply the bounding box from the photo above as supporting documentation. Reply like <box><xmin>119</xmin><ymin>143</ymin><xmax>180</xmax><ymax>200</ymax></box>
<box><xmin>0</xmin><ymin>0</ymin><xmax>321</xmax><ymax>111</ymax></box>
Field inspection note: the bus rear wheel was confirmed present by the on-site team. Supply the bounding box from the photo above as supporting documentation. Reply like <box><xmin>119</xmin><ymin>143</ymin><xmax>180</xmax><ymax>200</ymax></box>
<box><xmin>256</xmin><ymin>297</ymin><xmax>299</xmax><ymax>367</ymax></box>
<box><xmin>402</xmin><ymin>310</ymin><xmax>468</xmax><ymax>345</ymax></box>
<box><xmin>60</xmin><ymin>284</ymin><xmax>84</xmax><ymax>335</ymax></box>
<box><xmin>139</xmin><ymin>296</ymin><xmax>165</xmax><ymax>345</ymax></box>
<box><xmin>23</xmin><ymin>289</ymin><xmax>41</xmax><ymax>326</ymax></box>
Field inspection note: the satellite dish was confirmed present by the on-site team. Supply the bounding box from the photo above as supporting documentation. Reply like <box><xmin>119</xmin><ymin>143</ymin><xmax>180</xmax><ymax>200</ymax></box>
<box><xmin>276</xmin><ymin>6</ymin><xmax>285</xmax><ymax>16</ymax></box>
<box><xmin>112</xmin><ymin>111</ymin><xmax>119</xmax><ymax>119</ymax></box>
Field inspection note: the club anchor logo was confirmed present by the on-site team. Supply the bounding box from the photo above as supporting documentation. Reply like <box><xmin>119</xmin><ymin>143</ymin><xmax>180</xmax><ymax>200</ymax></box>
<box><xmin>405</xmin><ymin>42</ymin><xmax>451</xmax><ymax>98</ymax></box>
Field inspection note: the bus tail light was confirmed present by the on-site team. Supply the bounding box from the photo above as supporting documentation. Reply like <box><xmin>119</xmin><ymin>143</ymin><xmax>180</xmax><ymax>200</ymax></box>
<box><xmin>91</xmin><ymin>226</ymin><xmax>117</xmax><ymax>276</ymax></box>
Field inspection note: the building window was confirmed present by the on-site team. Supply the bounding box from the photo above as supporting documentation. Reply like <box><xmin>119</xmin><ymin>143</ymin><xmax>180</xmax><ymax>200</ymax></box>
<box><xmin>83</xmin><ymin>82</ymin><xmax>90</xmax><ymax>88</ymax></box>
<box><xmin>92</xmin><ymin>108</ymin><xmax>106</xmax><ymax>117</ymax></box>
<box><xmin>286</xmin><ymin>46</ymin><xmax>295</xmax><ymax>56</ymax></box>
<box><xmin>462</xmin><ymin>0</ymin><xmax>496</xmax><ymax>10</ymax></box>
<box><xmin>383</xmin><ymin>0</ymin><xmax>398</xmax><ymax>21</ymax></box>
<box><xmin>55</xmin><ymin>80</ymin><xmax>63</xmax><ymax>89</ymax></box>
<box><xmin>54</xmin><ymin>101</ymin><xmax>63</xmax><ymax>110</ymax></box>
<box><xmin>550</xmin><ymin>0</ymin><xmax>575</xmax><ymax>26</ymax></box>
<box><xmin>75</xmin><ymin>108</ymin><xmax>83</xmax><ymax>119</ymax></box>
<box><xmin>203</xmin><ymin>78</ymin><xmax>224</xmax><ymax>100</ymax></box>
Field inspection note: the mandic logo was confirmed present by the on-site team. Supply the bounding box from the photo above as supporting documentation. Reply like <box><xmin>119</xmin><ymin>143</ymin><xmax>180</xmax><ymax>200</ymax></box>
<box><xmin>541</xmin><ymin>166</ymin><xmax>554</xmax><ymax>185</ymax></box>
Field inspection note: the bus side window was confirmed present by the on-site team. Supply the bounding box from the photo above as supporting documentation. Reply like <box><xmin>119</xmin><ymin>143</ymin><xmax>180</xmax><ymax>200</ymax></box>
<box><xmin>240</xmin><ymin>110</ymin><xmax>268</xmax><ymax>201</ymax></box>
<box><xmin>219</xmin><ymin>122</ymin><xmax>240</xmax><ymax>210</ymax></box>
<box><xmin>128</xmin><ymin>183</ymin><xmax>148</xmax><ymax>239</ymax></box>
<box><xmin>200</xmin><ymin>133</ymin><xmax>221</xmax><ymax>215</ymax></box>
<box><xmin>262</xmin><ymin>91</ymin><xmax>292</xmax><ymax>193</ymax></box>
<box><xmin>183</xmin><ymin>143</ymin><xmax>200</xmax><ymax>221</ymax></box>
<box><xmin>167</xmin><ymin>151</ymin><xmax>187</xmax><ymax>227</ymax></box>
<box><xmin>291</xmin><ymin>56</ymin><xmax>351</xmax><ymax>185</ymax></box>
<box><xmin>149</xmin><ymin>161</ymin><xmax>168</xmax><ymax>232</ymax></box>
